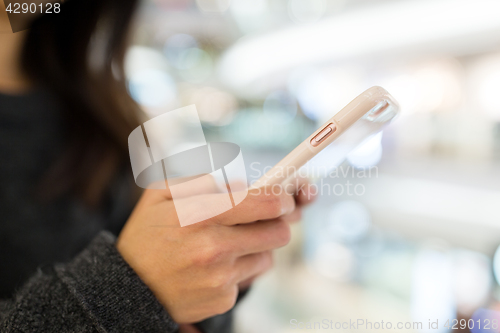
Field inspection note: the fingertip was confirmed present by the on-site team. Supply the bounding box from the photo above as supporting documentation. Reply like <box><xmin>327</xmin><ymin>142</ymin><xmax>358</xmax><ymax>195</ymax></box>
<box><xmin>248</xmin><ymin>185</ymin><xmax>295</xmax><ymax>217</ymax></box>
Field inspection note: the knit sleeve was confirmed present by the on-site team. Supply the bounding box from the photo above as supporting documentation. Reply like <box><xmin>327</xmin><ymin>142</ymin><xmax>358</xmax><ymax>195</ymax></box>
<box><xmin>0</xmin><ymin>231</ymin><xmax>179</xmax><ymax>333</ymax></box>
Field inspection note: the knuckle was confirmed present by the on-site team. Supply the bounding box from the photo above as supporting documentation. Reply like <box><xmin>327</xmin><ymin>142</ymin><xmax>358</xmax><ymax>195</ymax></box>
<box><xmin>208</xmin><ymin>270</ymin><xmax>234</xmax><ymax>289</ymax></box>
<box><xmin>216</xmin><ymin>288</ymin><xmax>238</xmax><ymax>315</ymax></box>
<box><xmin>193</xmin><ymin>238</ymin><xmax>227</xmax><ymax>266</ymax></box>
<box><xmin>262</xmin><ymin>195</ymin><xmax>283</xmax><ymax>219</ymax></box>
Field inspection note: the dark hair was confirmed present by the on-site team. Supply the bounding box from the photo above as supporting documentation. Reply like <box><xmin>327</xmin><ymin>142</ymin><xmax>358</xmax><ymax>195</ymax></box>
<box><xmin>21</xmin><ymin>0</ymin><xmax>142</xmax><ymax>206</ymax></box>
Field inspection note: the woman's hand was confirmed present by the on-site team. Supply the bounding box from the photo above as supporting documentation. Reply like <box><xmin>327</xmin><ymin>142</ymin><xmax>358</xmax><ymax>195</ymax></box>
<box><xmin>116</xmin><ymin>178</ymin><xmax>315</xmax><ymax>324</ymax></box>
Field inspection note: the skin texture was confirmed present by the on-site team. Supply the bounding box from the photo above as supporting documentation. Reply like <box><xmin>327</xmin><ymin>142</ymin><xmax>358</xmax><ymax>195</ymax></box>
<box><xmin>116</xmin><ymin>178</ymin><xmax>316</xmax><ymax>325</ymax></box>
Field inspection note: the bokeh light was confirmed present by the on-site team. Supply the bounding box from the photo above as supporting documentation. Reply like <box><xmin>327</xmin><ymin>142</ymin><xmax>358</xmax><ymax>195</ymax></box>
<box><xmin>327</xmin><ymin>200</ymin><xmax>371</xmax><ymax>242</ymax></box>
<box><xmin>411</xmin><ymin>248</ymin><xmax>455</xmax><ymax>333</ymax></box>
<box><xmin>128</xmin><ymin>69</ymin><xmax>177</xmax><ymax>108</ymax></box>
<box><xmin>347</xmin><ymin>132</ymin><xmax>383</xmax><ymax>169</ymax></box>
<box><xmin>354</xmin><ymin>228</ymin><xmax>385</xmax><ymax>258</ymax></box>
<box><xmin>312</xmin><ymin>242</ymin><xmax>355</xmax><ymax>281</ymax></box>
<box><xmin>453</xmin><ymin>250</ymin><xmax>492</xmax><ymax>316</ymax></box>
<box><xmin>125</xmin><ymin>46</ymin><xmax>177</xmax><ymax>109</ymax></box>
<box><xmin>287</xmin><ymin>0</ymin><xmax>326</xmax><ymax>24</ymax></box>
<box><xmin>188</xmin><ymin>86</ymin><xmax>238</xmax><ymax>125</ymax></box>
<box><xmin>470</xmin><ymin>54</ymin><xmax>500</xmax><ymax>120</ymax></box>
<box><xmin>492</xmin><ymin>244</ymin><xmax>500</xmax><ymax>286</ymax></box>
<box><xmin>382</xmin><ymin>59</ymin><xmax>462</xmax><ymax>115</ymax></box>
<box><xmin>263</xmin><ymin>90</ymin><xmax>297</xmax><ymax>124</ymax></box>
<box><xmin>178</xmin><ymin>48</ymin><xmax>213</xmax><ymax>83</ymax></box>
<box><xmin>126</xmin><ymin>46</ymin><xmax>171</xmax><ymax>75</ymax></box>
<box><xmin>229</xmin><ymin>0</ymin><xmax>269</xmax><ymax>33</ymax></box>
<box><xmin>195</xmin><ymin>0</ymin><xmax>231</xmax><ymax>13</ymax></box>
<box><xmin>289</xmin><ymin>66</ymin><xmax>362</xmax><ymax>122</ymax></box>
<box><xmin>163</xmin><ymin>33</ymin><xmax>198</xmax><ymax>69</ymax></box>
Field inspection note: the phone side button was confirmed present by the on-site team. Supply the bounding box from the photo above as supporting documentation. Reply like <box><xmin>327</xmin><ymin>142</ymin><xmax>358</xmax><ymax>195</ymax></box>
<box><xmin>310</xmin><ymin>124</ymin><xmax>336</xmax><ymax>147</ymax></box>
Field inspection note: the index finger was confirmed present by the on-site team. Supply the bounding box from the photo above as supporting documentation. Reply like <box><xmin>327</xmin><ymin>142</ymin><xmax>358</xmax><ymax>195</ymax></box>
<box><xmin>149</xmin><ymin>185</ymin><xmax>296</xmax><ymax>227</ymax></box>
<box><xmin>207</xmin><ymin>185</ymin><xmax>296</xmax><ymax>225</ymax></box>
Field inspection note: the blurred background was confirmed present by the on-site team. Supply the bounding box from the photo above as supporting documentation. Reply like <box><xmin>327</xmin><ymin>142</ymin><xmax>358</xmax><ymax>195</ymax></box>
<box><xmin>125</xmin><ymin>0</ymin><xmax>500</xmax><ymax>331</ymax></box>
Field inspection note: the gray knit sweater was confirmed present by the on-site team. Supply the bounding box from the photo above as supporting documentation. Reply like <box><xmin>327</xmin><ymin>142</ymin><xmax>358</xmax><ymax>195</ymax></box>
<box><xmin>0</xmin><ymin>232</ymin><xmax>179</xmax><ymax>332</ymax></box>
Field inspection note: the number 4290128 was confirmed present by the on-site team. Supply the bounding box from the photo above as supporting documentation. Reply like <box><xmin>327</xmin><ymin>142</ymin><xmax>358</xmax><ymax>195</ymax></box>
<box><xmin>445</xmin><ymin>318</ymin><xmax>498</xmax><ymax>330</ymax></box>
<box><xmin>5</xmin><ymin>2</ymin><xmax>61</xmax><ymax>14</ymax></box>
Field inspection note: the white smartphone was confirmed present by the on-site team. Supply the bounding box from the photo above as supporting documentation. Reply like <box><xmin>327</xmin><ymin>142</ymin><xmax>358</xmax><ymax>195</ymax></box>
<box><xmin>251</xmin><ymin>86</ymin><xmax>400</xmax><ymax>188</ymax></box>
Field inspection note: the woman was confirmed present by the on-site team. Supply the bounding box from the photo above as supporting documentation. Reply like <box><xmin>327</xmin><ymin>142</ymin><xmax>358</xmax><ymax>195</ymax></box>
<box><xmin>0</xmin><ymin>0</ymin><xmax>315</xmax><ymax>332</ymax></box>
